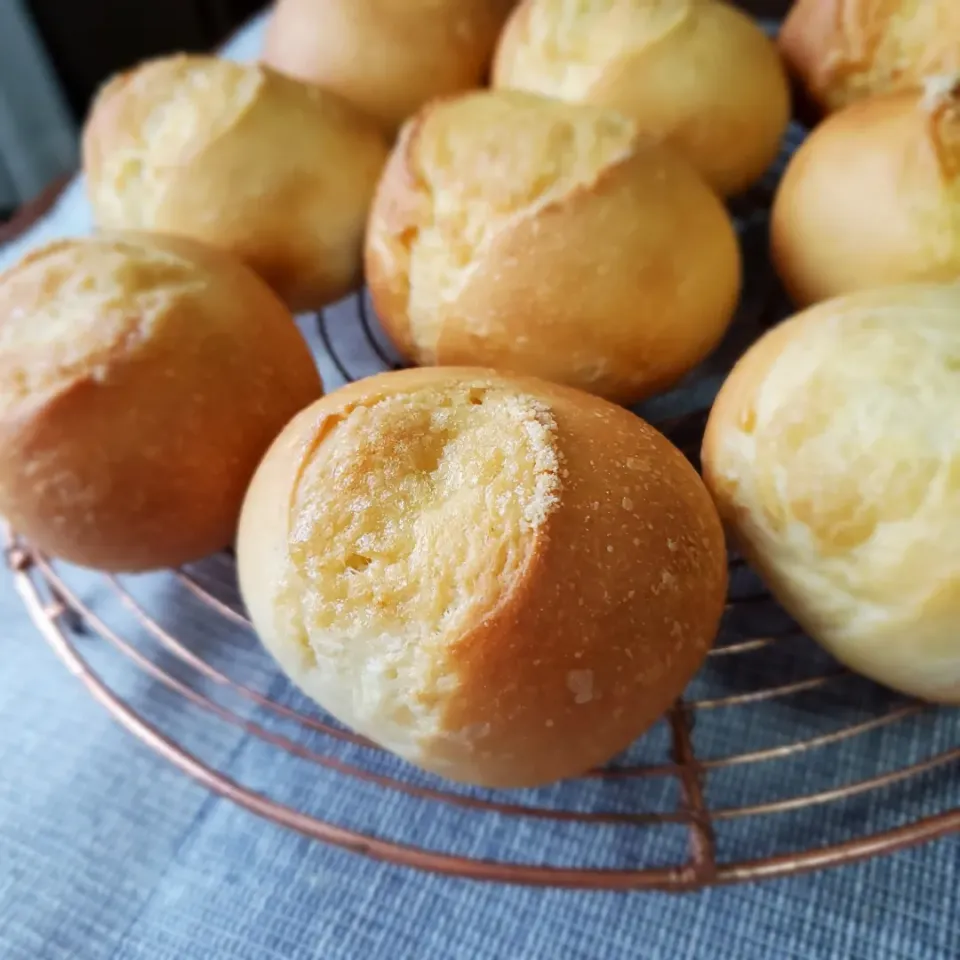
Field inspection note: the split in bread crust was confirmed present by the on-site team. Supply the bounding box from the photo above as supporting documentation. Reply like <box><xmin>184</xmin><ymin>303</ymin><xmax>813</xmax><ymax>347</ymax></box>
<box><xmin>0</xmin><ymin>233</ymin><xmax>323</xmax><ymax>571</ymax></box>
<box><xmin>366</xmin><ymin>91</ymin><xmax>741</xmax><ymax>406</ymax></box>
<box><xmin>702</xmin><ymin>284</ymin><xmax>960</xmax><ymax>703</ymax></box>
<box><xmin>493</xmin><ymin>0</ymin><xmax>791</xmax><ymax>195</ymax></box>
<box><xmin>779</xmin><ymin>0</ymin><xmax>960</xmax><ymax>115</ymax></box>
<box><xmin>83</xmin><ymin>55</ymin><xmax>389</xmax><ymax>312</ymax></box>
<box><xmin>240</xmin><ymin>368</ymin><xmax>728</xmax><ymax>787</ymax></box>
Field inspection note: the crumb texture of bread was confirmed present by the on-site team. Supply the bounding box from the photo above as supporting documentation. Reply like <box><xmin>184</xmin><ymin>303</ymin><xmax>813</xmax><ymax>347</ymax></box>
<box><xmin>771</xmin><ymin>82</ymin><xmax>960</xmax><ymax>305</ymax></box>
<box><xmin>365</xmin><ymin>91</ymin><xmax>740</xmax><ymax>406</ymax></box>
<box><xmin>0</xmin><ymin>233</ymin><xmax>323</xmax><ymax>572</ymax></box>
<box><xmin>780</xmin><ymin>0</ymin><xmax>960</xmax><ymax>114</ymax></box>
<box><xmin>493</xmin><ymin>0</ymin><xmax>790</xmax><ymax>195</ymax></box>
<box><xmin>83</xmin><ymin>55</ymin><xmax>389</xmax><ymax>312</ymax></box>
<box><xmin>239</xmin><ymin>368</ymin><xmax>727</xmax><ymax>787</ymax></box>
<box><xmin>702</xmin><ymin>285</ymin><xmax>960</xmax><ymax>702</ymax></box>
<box><xmin>390</xmin><ymin>92</ymin><xmax>637</xmax><ymax>360</ymax></box>
<box><xmin>283</xmin><ymin>382</ymin><xmax>559</xmax><ymax>760</ymax></box>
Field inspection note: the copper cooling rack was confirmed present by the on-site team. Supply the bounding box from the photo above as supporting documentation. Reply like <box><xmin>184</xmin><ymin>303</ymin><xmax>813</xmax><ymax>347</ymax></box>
<box><xmin>7</xmin><ymin>122</ymin><xmax>960</xmax><ymax>883</ymax></box>
<box><xmin>7</xmin><ymin>440</ymin><xmax>960</xmax><ymax>889</ymax></box>
<box><xmin>4</xmin><ymin>13</ymin><xmax>960</xmax><ymax>884</ymax></box>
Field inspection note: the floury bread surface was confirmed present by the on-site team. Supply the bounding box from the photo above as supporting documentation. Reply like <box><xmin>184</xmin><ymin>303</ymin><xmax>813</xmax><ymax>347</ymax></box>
<box><xmin>239</xmin><ymin>368</ymin><xmax>727</xmax><ymax>787</ymax></box>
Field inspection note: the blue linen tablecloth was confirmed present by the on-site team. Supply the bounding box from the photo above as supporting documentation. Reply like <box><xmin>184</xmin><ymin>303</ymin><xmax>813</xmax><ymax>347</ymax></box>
<box><xmin>2</xmin><ymin>13</ymin><xmax>959</xmax><ymax>960</ymax></box>
<box><xmin>1</xmin><ymin>549</ymin><xmax>957</xmax><ymax>960</ymax></box>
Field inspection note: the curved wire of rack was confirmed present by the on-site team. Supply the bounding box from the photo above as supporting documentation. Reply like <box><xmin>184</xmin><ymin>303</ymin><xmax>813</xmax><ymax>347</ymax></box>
<box><xmin>7</xmin><ymin>215</ymin><xmax>960</xmax><ymax>885</ymax></box>
<box><xmin>6</xmin><ymin>91</ymin><xmax>960</xmax><ymax>888</ymax></box>
<box><xmin>8</xmin><ymin>501</ymin><xmax>960</xmax><ymax>889</ymax></box>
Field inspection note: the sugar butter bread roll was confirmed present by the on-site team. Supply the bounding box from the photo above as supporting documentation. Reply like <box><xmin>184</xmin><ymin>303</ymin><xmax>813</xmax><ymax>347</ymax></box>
<box><xmin>83</xmin><ymin>55</ymin><xmax>389</xmax><ymax>313</ymax></box>
<box><xmin>0</xmin><ymin>234</ymin><xmax>322</xmax><ymax>572</ymax></box>
<box><xmin>365</xmin><ymin>91</ymin><xmax>741</xmax><ymax>407</ymax></box>
<box><xmin>239</xmin><ymin>368</ymin><xmax>727</xmax><ymax>787</ymax></box>
<box><xmin>493</xmin><ymin>0</ymin><xmax>790</xmax><ymax>196</ymax></box>
<box><xmin>780</xmin><ymin>0</ymin><xmax>960</xmax><ymax>117</ymax></box>
<box><xmin>702</xmin><ymin>285</ymin><xmax>960</xmax><ymax>703</ymax></box>
<box><xmin>772</xmin><ymin>78</ymin><xmax>960</xmax><ymax>307</ymax></box>
<box><xmin>264</xmin><ymin>0</ymin><xmax>517</xmax><ymax>133</ymax></box>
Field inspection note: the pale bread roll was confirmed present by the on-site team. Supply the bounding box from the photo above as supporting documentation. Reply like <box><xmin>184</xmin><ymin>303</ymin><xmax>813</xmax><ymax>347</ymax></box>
<box><xmin>493</xmin><ymin>0</ymin><xmax>791</xmax><ymax>196</ymax></box>
<box><xmin>780</xmin><ymin>0</ymin><xmax>960</xmax><ymax>116</ymax></box>
<box><xmin>702</xmin><ymin>285</ymin><xmax>960</xmax><ymax>703</ymax></box>
<box><xmin>263</xmin><ymin>0</ymin><xmax>517</xmax><ymax>133</ymax></box>
<box><xmin>0</xmin><ymin>233</ymin><xmax>322</xmax><ymax>572</ymax></box>
<box><xmin>771</xmin><ymin>79</ymin><xmax>960</xmax><ymax>307</ymax></box>
<box><xmin>239</xmin><ymin>368</ymin><xmax>727</xmax><ymax>787</ymax></box>
<box><xmin>83</xmin><ymin>55</ymin><xmax>389</xmax><ymax>313</ymax></box>
<box><xmin>365</xmin><ymin>90</ymin><xmax>741</xmax><ymax>407</ymax></box>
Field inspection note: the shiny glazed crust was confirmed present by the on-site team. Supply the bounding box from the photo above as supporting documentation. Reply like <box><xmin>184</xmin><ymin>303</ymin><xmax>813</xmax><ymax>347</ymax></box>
<box><xmin>239</xmin><ymin>368</ymin><xmax>727</xmax><ymax>787</ymax></box>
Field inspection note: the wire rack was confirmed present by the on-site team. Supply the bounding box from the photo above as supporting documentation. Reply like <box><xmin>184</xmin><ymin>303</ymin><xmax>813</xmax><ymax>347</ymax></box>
<box><xmin>7</xmin><ymin>90</ymin><xmax>960</xmax><ymax>891</ymax></box>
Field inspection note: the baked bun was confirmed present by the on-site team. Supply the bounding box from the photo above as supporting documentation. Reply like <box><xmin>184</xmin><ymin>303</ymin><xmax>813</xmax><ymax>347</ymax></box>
<box><xmin>83</xmin><ymin>55</ymin><xmax>389</xmax><ymax>313</ymax></box>
<box><xmin>771</xmin><ymin>79</ymin><xmax>960</xmax><ymax>307</ymax></box>
<box><xmin>702</xmin><ymin>285</ymin><xmax>960</xmax><ymax>703</ymax></box>
<box><xmin>365</xmin><ymin>91</ymin><xmax>741</xmax><ymax>406</ymax></box>
<box><xmin>263</xmin><ymin>0</ymin><xmax>517</xmax><ymax>133</ymax></box>
<box><xmin>239</xmin><ymin>368</ymin><xmax>727</xmax><ymax>787</ymax></box>
<box><xmin>779</xmin><ymin>0</ymin><xmax>960</xmax><ymax>116</ymax></box>
<box><xmin>0</xmin><ymin>233</ymin><xmax>322</xmax><ymax>572</ymax></box>
<box><xmin>493</xmin><ymin>0</ymin><xmax>790</xmax><ymax>196</ymax></box>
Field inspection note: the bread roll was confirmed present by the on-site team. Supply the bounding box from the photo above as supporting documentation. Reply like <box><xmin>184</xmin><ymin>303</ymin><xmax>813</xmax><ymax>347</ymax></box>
<box><xmin>493</xmin><ymin>0</ymin><xmax>791</xmax><ymax>196</ymax></box>
<box><xmin>0</xmin><ymin>233</ymin><xmax>322</xmax><ymax>572</ymax></box>
<box><xmin>771</xmin><ymin>79</ymin><xmax>960</xmax><ymax>307</ymax></box>
<box><xmin>263</xmin><ymin>0</ymin><xmax>517</xmax><ymax>133</ymax></box>
<box><xmin>780</xmin><ymin>0</ymin><xmax>960</xmax><ymax>116</ymax></box>
<box><xmin>702</xmin><ymin>285</ymin><xmax>960</xmax><ymax>703</ymax></box>
<box><xmin>365</xmin><ymin>91</ymin><xmax>741</xmax><ymax>406</ymax></box>
<box><xmin>239</xmin><ymin>368</ymin><xmax>727</xmax><ymax>787</ymax></box>
<box><xmin>83</xmin><ymin>55</ymin><xmax>389</xmax><ymax>313</ymax></box>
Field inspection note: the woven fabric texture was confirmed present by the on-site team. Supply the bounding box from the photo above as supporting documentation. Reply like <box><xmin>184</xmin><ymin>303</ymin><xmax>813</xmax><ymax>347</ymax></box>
<box><xmin>2</xmin><ymin>12</ymin><xmax>959</xmax><ymax>960</ymax></box>
<box><xmin>2</xmin><ymin>559</ymin><xmax>958</xmax><ymax>960</ymax></box>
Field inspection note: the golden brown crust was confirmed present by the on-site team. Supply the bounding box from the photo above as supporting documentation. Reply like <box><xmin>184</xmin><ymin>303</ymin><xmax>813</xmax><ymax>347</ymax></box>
<box><xmin>263</xmin><ymin>0</ymin><xmax>517</xmax><ymax>133</ymax></box>
<box><xmin>365</xmin><ymin>91</ymin><xmax>741</xmax><ymax>406</ymax></box>
<box><xmin>701</xmin><ymin>285</ymin><xmax>960</xmax><ymax>703</ymax></box>
<box><xmin>239</xmin><ymin>367</ymin><xmax>726</xmax><ymax>787</ymax></box>
<box><xmin>0</xmin><ymin>233</ymin><xmax>323</xmax><ymax>571</ymax></box>
<box><xmin>925</xmin><ymin>76</ymin><xmax>960</xmax><ymax>180</ymax></box>
<box><xmin>493</xmin><ymin>0</ymin><xmax>790</xmax><ymax>196</ymax></box>
<box><xmin>437</xmin><ymin>376</ymin><xmax>727</xmax><ymax>785</ymax></box>
<box><xmin>779</xmin><ymin>0</ymin><xmax>960</xmax><ymax>115</ymax></box>
<box><xmin>360</xmin><ymin>117</ymin><xmax>429</xmax><ymax>361</ymax></box>
<box><xmin>83</xmin><ymin>55</ymin><xmax>389</xmax><ymax>313</ymax></box>
<box><xmin>771</xmin><ymin>83</ymin><xmax>960</xmax><ymax>306</ymax></box>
